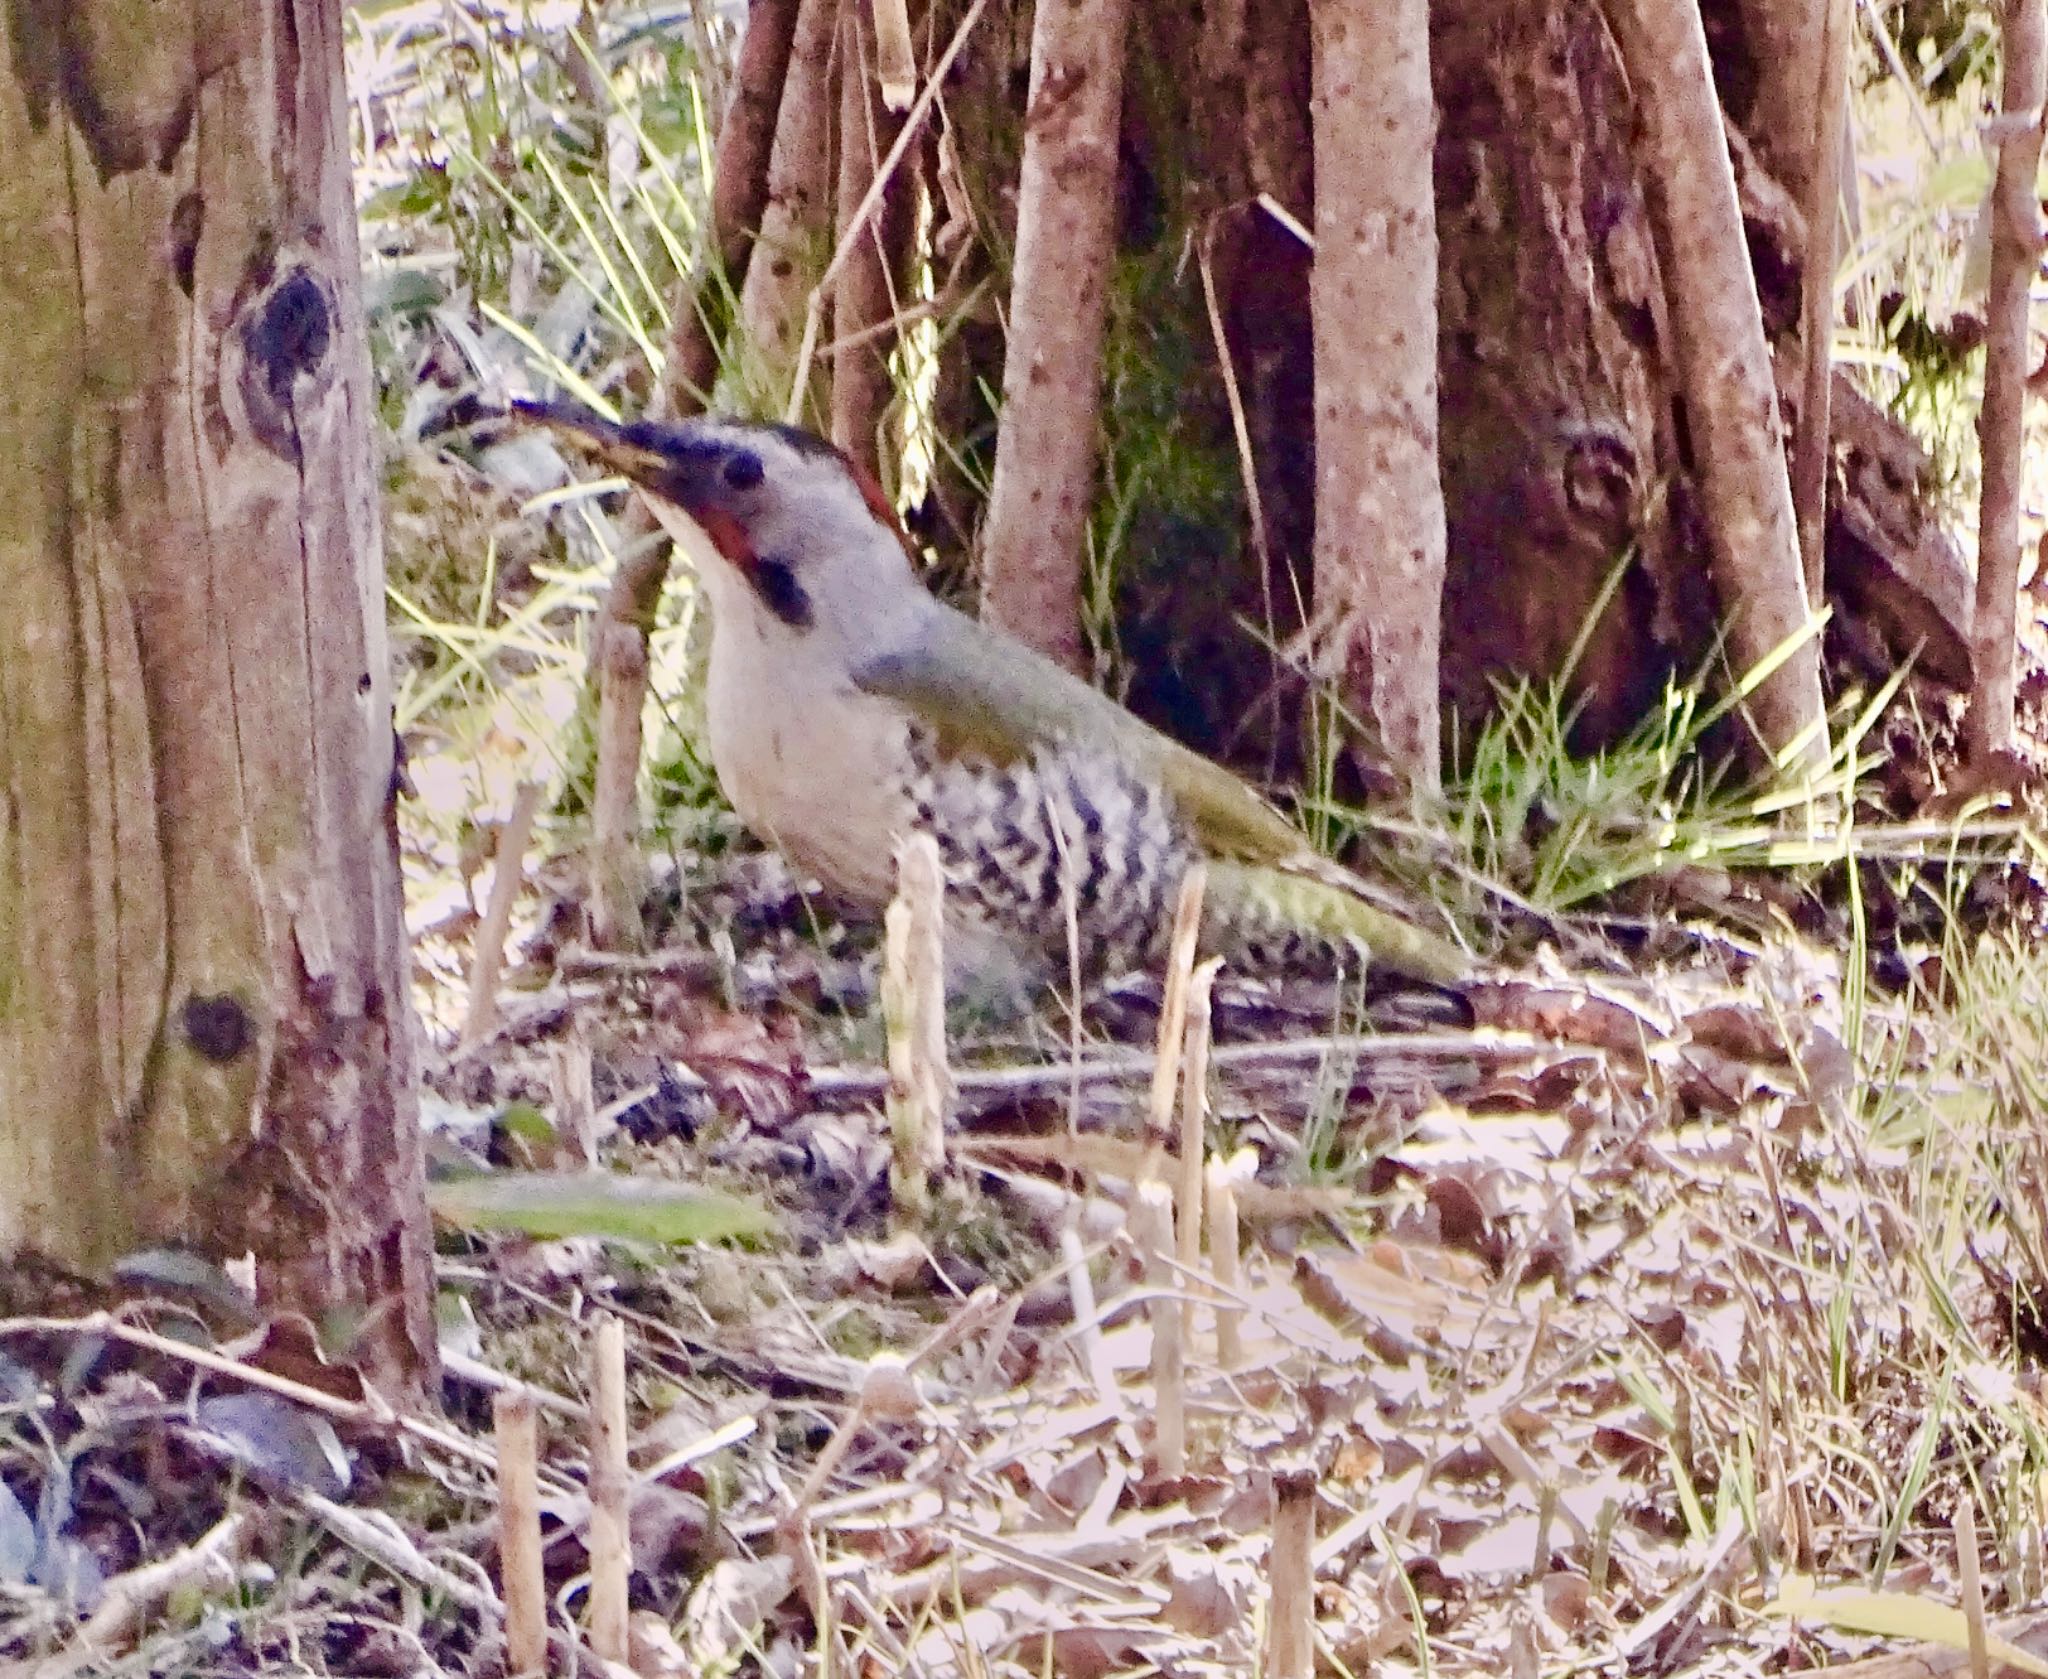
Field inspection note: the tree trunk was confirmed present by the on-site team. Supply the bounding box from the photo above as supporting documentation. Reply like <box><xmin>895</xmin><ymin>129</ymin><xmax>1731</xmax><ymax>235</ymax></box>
<box><xmin>1431</xmin><ymin>1</ymin><xmax>1686</xmax><ymax>748</ymax></box>
<box><xmin>1603</xmin><ymin>0</ymin><xmax>1829</xmax><ymax>772</ymax></box>
<box><xmin>663</xmin><ymin>0</ymin><xmax>806</xmax><ymax>415</ymax></box>
<box><xmin>1721</xmin><ymin>0</ymin><xmax>1832</xmax><ymax>206</ymax></box>
<box><xmin>926</xmin><ymin>0</ymin><xmax>1945</xmax><ymax>783</ymax></box>
<box><xmin>0</xmin><ymin>0</ymin><xmax>436</xmax><ymax>1402</ymax></box>
<box><xmin>738</xmin><ymin>0</ymin><xmax>841</xmax><ymax>423</ymax></box>
<box><xmin>830</xmin><ymin>0</ymin><xmax>916</xmax><ymax>482</ymax></box>
<box><xmin>980</xmin><ymin>0</ymin><xmax>1134</xmax><ymax>672</ymax></box>
<box><xmin>1967</xmin><ymin>0</ymin><xmax>2047</xmax><ymax>769</ymax></box>
<box><xmin>1309</xmin><ymin>0</ymin><xmax>1448</xmax><ymax>797</ymax></box>
<box><xmin>1789</xmin><ymin>0</ymin><xmax>1853</xmax><ymax>602</ymax></box>
<box><xmin>905</xmin><ymin>0</ymin><xmax>1023</xmax><ymax>594</ymax></box>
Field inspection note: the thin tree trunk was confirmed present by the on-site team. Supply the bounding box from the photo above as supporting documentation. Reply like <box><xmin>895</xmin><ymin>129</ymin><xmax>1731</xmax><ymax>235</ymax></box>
<box><xmin>0</xmin><ymin>0</ymin><xmax>435</xmax><ymax>1400</ymax></box>
<box><xmin>1790</xmin><ymin>0</ymin><xmax>1854</xmax><ymax>605</ymax></box>
<box><xmin>1604</xmin><ymin>0</ymin><xmax>1829</xmax><ymax>774</ymax></box>
<box><xmin>1308</xmin><ymin>0</ymin><xmax>1447</xmax><ymax>797</ymax></box>
<box><xmin>663</xmin><ymin>0</ymin><xmax>805</xmax><ymax>415</ymax></box>
<box><xmin>1968</xmin><ymin>0</ymin><xmax>2048</xmax><ymax>768</ymax></box>
<box><xmin>1238</xmin><ymin>0</ymin><xmax>1314</xmax><ymax>618</ymax></box>
<box><xmin>739</xmin><ymin>0</ymin><xmax>841</xmax><ymax>423</ymax></box>
<box><xmin>980</xmin><ymin>0</ymin><xmax>1134</xmax><ymax>672</ymax></box>
<box><xmin>831</xmin><ymin>0</ymin><xmax>914</xmax><ymax>481</ymax></box>
<box><xmin>912</xmin><ymin>0</ymin><xmax>1020</xmax><ymax>573</ymax></box>
<box><xmin>1726</xmin><ymin>0</ymin><xmax>1832</xmax><ymax>206</ymax></box>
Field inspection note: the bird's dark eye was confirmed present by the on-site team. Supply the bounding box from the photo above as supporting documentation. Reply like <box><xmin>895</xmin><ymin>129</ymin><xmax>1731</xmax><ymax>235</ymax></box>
<box><xmin>722</xmin><ymin>450</ymin><xmax>765</xmax><ymax>492</ymax></box>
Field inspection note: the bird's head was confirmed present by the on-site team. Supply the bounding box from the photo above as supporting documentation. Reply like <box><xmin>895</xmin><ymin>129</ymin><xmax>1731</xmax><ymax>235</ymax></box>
<box><xmin>510</xmin><ymin>399</ymin><xmax>925</xmax><ymax>653</ymax></box>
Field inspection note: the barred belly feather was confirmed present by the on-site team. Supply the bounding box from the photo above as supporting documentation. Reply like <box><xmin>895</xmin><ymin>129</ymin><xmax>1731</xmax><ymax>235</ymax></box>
<box><xmin>905</xmin><ymin>734</ymin><xmax>1198</xmax><ymax>976</ymax></box>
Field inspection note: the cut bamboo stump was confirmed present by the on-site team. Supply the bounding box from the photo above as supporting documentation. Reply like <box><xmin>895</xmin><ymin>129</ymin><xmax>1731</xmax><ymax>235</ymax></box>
<box><xmin>586</xmin><ymin>1317</ymin><xmax>631</xmax><ymax>1662</ymax></box>
<box><xmin>493</xmin><ymin>1391</ymin><xmax>546</xmax><ymax>1676</ymax></box>
<box><xmin>1265</xmin><ymin>1466</ymin><xmax>1318</xmax><ymax>1679</ymax></box>
<box><xmin>1132</xmin><ymin>1182</ymin><xmax>1184</xmax><ymax>1478</ymax></box>
<box><xmin>885</xmin><ymin>833</ymin><xmax>952</xmax><ymax>1216</ymax></box>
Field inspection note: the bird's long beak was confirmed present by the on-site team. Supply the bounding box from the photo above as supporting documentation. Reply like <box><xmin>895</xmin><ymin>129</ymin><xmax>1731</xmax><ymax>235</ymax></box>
<box><xmin>508</xmin><ymin>396</ymin><xmax>759</xmax><ymax>570</ymax></box>
<box><xmin>507</xmin><ymin>396</ymin><xmax>683</xmax><ymax>492</ymax></box>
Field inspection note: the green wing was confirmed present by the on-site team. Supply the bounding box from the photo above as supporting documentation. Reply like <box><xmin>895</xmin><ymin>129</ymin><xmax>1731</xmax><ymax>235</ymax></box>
<box><xmin>1207</xmin><ymin>862</ymin><xmax>1471</xmax><ymax>985</ymax></box>
<box><xmin>852</xmin><ymin>604</ymin><xmax>1306</xmax><ymax>863</ymax></box>
<box><xmin>852</xmin><ymin>605</ymin><xmax>1474</xmax><ymax>984</ymax></box>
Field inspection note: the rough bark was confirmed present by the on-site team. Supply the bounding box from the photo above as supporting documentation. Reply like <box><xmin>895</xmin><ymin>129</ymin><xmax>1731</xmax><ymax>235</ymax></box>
<box><xmin>1433</xmin><ymin>2</ymin><xmax>1687</xmax><ymax>750</ymax></box>
<box><xmin>933</xmin><ymin>0</ymin><xmax>1952</xmax><ymax>785</ymax></box>
<box><xmin>0</xmin><ymin>0</ymin><xmax>435</xmax><ymax>1399</ymax></box>
<box><xmin>910</xmin><ymin>0</ymin><xmax>1024</xmax><ymax>574</ymax></box>
<box><xmin>1790</xmin><ymin>0</ymin><xmax>1853</xmax><ymax>603</ymax></box>
<box><xmin>738</xmin><ymin>0</ymin><xmax>841</xmax><ymax>423</ymax></box>
<box><xmin>1235</xmin><ymin>0</ymin><xmax>1315</xmax><ymax>624</ymax></box>
<box><xmin>1308</xmin><ymin>0</ymin><xmax>1447</xmax><ymax>796</ymax></box>
<box><xmin>898</xmin><ymin>0</ymin><xmax>1953</xmax><ymax>785</ymax></box>
<box><xmin>830</xmin><ymin>0</ymin><xmax>915</xmax><ymax>481</ymax></box>
<box><xmin>1967</xmin><ymin>0</ymin><xmax>2048</xmax><ymax>767</ymax></box>
<box><xmin>1104</xmin><ymin>0</ymin><xmax>1312</xmax><ymax>777</ymax></box>
<box><xmin>979</xmin><ymin>0</ymin><xmax>1134</xmax><ymax>672</ymax></box>
<box><xmin>1720</xmin><ymin>0</ymin><xmax>1831</xmax><ymax>205</ymax></box>
<box><xmin>1604</xmin><ymin>0</ymin><xmax>1829</xmax><ymax>773</ymax></box>
<box><xmin>1828</xmin><ymin>374</ymin><xmax>1973</xmax><ymax>689</ymax></box>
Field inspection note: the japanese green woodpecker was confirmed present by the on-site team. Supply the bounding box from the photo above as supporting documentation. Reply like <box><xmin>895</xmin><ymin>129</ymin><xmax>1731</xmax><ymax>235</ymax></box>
<box><xmin>512</xmin><ymin>400</ymin><xmax>1470</xmax><ymax>989</ymax></box>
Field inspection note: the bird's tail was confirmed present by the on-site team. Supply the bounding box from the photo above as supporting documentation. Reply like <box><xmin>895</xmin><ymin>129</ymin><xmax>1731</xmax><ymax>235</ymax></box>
<box><xmin>1203</xmin><ymin>861</ymin><xmax>1472</xmax><ymax>986</ymax></box>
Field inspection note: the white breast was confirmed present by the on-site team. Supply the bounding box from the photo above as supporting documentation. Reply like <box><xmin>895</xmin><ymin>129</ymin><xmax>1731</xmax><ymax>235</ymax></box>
<box><xmin>702</xmin><ymin>596</ymin><xmax>910</xmax><ymax>907</ymax></box>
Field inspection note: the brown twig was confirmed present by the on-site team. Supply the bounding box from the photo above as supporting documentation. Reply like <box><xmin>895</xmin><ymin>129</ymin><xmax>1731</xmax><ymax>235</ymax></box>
<box><xmin>873</xmin><ymin>0</ymin><xmax>917</xmax><ymax>109</ymax></box>
<box><xmin>1958</xmin><ymin>1495</ymin><xmax>1991</xmax><ymax>1679</ymax></box>
<box><xmin>783</xmin><ymin>0</ymin><xmax>992</xmax><ymax>423</ymax></box>
<box><xmin>740</xmin><ymin>0</ymin><xmax>841</xmax><ymax>419</ymax></box>
<box><xmin>301</xmin><ymin>1491</ymin><xmax>505</xmax><ymax>1620</ymax></box>
<box><xmin>34</xmin><ymin>1512</ymin><xmax>248</xmax><ymax>1679</ymax></box>
<box><xmin>1144</xmin><ymin>865</ymin><xmax>1211</xmax><ymax>1166</ymax></box>
<box><xmin>663</xmin><ymin>0</ymin><xmax>805</xmax><ymax>413</ymax></box>
<box><xmin>1061</xmin><ymin>1227</ymin><xmax>1120</xmax><ymax>1404</ymax></box>
<box><xmin>1199</xmin><ymin>214</ymin><xmax>1281</xmax><ymax>646</ymax></box>
<box><xmin>0</xmin><ymin>1312</ymin><xmax>583</xmax><ymax>1502</ymax></box>
<box><xmin>1132</xmin><ymin>1182</ymin><xmax>1184</xmax><ymax>1478</ymax></box>
<box><xmin>589</xmin><ymin>611</ymin><xmax>652</xmax><ymax>951</ymax></box>
<box><xmin>1206</xmin><ymin>1149</ymin><xmax>1251</xmax><ymax>1369</ymax></box>
<box><xmin>446</xmin><ymin>1349</ymin><xmax>586</xmax><ymax>1419</ymax></box>
<box><xmin>640</xmin><ymin>1028</ymin><xmax>1496</xmax><ymax>1110</ymax></box>
<box><xmin>830</xmin><ymin>0</ymin><xmax>914</xmax><ymax>480</ymax></box>
<box><xmin>1176</xmin><ymin>957</ymin><xmax>1220</xmax><ymax>1342</ymax></box>
<box><xmin>462</xmin><ymin>781</ymin><xmax>544</xmax><ymax>1048</ymax></box>
<box><xmin>549</xmin><ymin>1026</ymin><xmax>598</xmax><ymax>1165</ymax></box>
